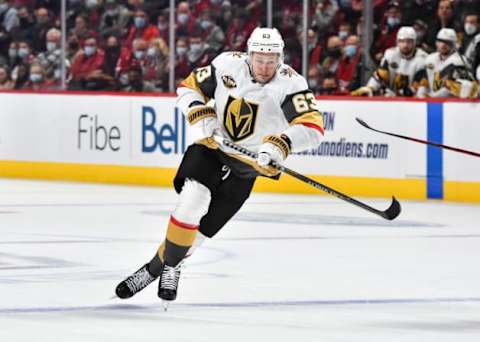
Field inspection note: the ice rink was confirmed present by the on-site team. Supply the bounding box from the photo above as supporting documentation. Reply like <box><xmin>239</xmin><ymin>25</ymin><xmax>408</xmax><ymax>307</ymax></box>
<box><xmin>0</xmin><ymin>179</ymin><xmax>479</xmax><ymax>342</ymax></box>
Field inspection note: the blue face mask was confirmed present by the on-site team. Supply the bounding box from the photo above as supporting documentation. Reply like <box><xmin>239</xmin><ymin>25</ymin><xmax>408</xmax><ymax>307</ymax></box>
<box><xmin>200</xmin><ymin>20</ymin><xmax>212</xmax><ymax>30</ymax></box>
<box><xmin>135</xmin><ymin>17</ymin><xmax>146</xmax><ymax>28</ymax></box>
<box><xmin>345</xmin><ymin>45</ymin><xmax>357</xmax><ymax>57</ymax></box>
<box><xmin>338</xmin><ymin>31</ymin><xmax>348</xmax><ymax>40</ymax></box>
<box><xmin>18</xmin><ymin>48</ymin><xmax>29</xmax><ymax>58</ymax></box>
<box><xmin>134</xmin><ymin>50</ymin><xmax>145</xmax><ymax>60</ymax></box>
<box><xmin>84</xmin><ymin>46</ymin><xmax>96</xmax><ymax>56</ymax></box>
<box><xmin>387</xmin><ymin>16</ymin><xmax>400</xmax><ymax>28</ymax></box>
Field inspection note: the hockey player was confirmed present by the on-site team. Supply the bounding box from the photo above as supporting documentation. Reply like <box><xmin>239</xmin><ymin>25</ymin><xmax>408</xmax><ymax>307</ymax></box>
<box><xmin>424</xmin><ymin>28</ymin><xmax>478</xmax><ymax>98</ymax></box>
<box><xmin>351</xmin><ymin>26</ymin><xmax>428</xmax><ymax>97</ymax></box>
<box><xmin>115</xmin><ymin>27</ymin><xmax>324</xmax><ymax>304</ymax></box>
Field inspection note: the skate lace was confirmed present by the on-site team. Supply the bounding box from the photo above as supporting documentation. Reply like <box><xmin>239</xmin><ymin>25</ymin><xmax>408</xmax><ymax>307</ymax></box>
<box><xmin>160</xmin><ymin>264</ymin><xmax>182</xmax><ymax>290</ymax></box>
<box><xmin>125</xmin><ymin>267</ymin><xmax>154</xmax><ymax>293</ymax></box>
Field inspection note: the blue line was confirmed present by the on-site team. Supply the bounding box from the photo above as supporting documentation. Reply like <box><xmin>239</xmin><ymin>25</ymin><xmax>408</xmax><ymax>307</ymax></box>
<box><xmin>427</xmin><ymin>103</ymin><xmax>443</xmax><ymax>199</ymax></box>
<box><xmin>2</xmin><ymin>297</ymin><xmax>480</xmax><ymax>314</ymax></box>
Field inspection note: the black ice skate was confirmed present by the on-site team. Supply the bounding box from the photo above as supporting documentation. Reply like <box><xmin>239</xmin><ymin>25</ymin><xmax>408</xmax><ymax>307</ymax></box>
<box><xmin>158</xmin><ymin>263</ymin><xmax>183</xmax><ymax>304</ymax></box>
<box><xmin>115</xmin><ymin>264</ymin><xmax>157</xmax><ymax>299</ymax></box>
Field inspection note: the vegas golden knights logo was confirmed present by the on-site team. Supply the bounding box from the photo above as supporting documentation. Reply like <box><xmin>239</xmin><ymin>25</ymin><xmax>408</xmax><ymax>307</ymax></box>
<box><xmin>223</xmin><ymin>95</ymin><xmax>259</xmax><ymax>141</ymax></box>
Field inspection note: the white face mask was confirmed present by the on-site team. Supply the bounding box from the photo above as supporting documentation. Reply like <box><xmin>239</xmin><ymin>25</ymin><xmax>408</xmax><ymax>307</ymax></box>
<box><xmin>465</xmin><ymin>23</ymin><xmax>477</xmax><ymax>36</ymax></box>
<box><xmin>134</xmin><ymin>50</ymin><xmax>145</xmax><ymax>60</ymax></box>
<box><xmin>147</xmin><ymin>47</ymin><xmax>157</xmax><ymax>58</ymax></box>
<box><xmin>46</xmin><ymin>42</ymin><xmax>57</xmax><ymax>52</ymax></box>
<box><xmin>176</xmin><ymin>46</ymin><xmax>187</xmax><ymax>55</ymax></box>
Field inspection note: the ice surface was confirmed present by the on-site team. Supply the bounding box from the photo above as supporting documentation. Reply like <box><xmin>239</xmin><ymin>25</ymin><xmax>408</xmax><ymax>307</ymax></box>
<box><xmin>0</xmin><ymin>179</ymin><xmax>479</xmax><ymax>342</ymax></box>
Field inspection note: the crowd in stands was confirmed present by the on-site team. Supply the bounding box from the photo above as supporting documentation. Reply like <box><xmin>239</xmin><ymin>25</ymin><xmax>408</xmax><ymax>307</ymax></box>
<box><xmin>0</xmin><ymin>0</ymin><xmax>479</xmax><ymax>98</ymax></box>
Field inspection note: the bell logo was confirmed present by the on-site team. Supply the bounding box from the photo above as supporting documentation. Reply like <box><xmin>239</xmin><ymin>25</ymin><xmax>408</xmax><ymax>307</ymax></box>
<box><xmin>142</xmin><ymin>106</ymin><xmax>186</xmax><ymax>154</ymax></box>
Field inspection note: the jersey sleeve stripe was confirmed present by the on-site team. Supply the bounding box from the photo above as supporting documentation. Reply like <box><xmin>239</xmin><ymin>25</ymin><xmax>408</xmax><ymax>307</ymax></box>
<box><xmin>290</xmin><ymin>111</ymin><xmax>325</xmax><ymax>135</ymax></box>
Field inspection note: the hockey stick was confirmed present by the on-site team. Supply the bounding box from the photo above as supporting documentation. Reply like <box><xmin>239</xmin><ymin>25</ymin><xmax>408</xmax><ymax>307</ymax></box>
<box><xmin>215</xmin><ymin>136</ymin><xmax>401</xmax><ymax>221</ymax></box>
<box><xmin>356</xmin><ymin>117</ymin><xmax>480</xmax><ymax>157</ymax></box>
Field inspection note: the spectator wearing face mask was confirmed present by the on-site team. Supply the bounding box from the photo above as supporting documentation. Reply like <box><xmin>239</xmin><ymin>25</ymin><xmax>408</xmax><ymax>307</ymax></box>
<box><xmin>36</xmin><ymin>28</ymin><xmax>70</xmax><ymax>83</ymax></box>
<box><xmin>11</xmin><ymin>6</ymin><xmax>34</xmax><ymax>44</ymax></box>
<box><xmin>337</xmin><ymin>34</ymin><xmax>363</xmax><ymax>93</ymax></box>
<box><xmin>371</xmin><ymin>1</ymin><xmax>403</xmax><ymax>63</ymax></box>
<box><xmin>198</xmin><ymin>10</ymin><xmax>225</xmax><ymax>53</ymax></box>
<box><xmin>156</xmin><ymin>11</ymin><xmax>169</xmax><ymax>43</ymax></box>
<box><xmin>15</xmin><ymin>40</ymin><xmax>34</xmax><ymax>64</ymax></box>
<box><xmin>337</xmin><ymin>22</ymin><xmax>352</xmax><ymax>42</ymax></box>
<box><xmin>0</xmin><ymin>65</ymin><xmax>13</xmax><ymax>90</ymax></box>
<box><xmin>461</xmin><ymin>12</ymin><xmax>480</xmax><ymax>80</ymax></box>
<box><xmin>7</xmin><ymin>41</ymin><xmax>20</xmax><ymax>69</ymax></box>
<box><xmin>69</xmin><ymin>14</ymin><xmax>96</xmax><ymax>47</ymax></box>
<box><xmin>143</xmin><ymin>37</ymin><xmax>169</xmax><ymax>91</ymax></box>
<box><xmin>32</xmin><ymin>7</ymin><xmax>53</xmax><ymax>52</ymax></box>
<box><xmin>0</xmin><ymin>0</ymin><xmax>19</xmax><ymax>33</ymax></box>
<box><xmin>69</xmin><ymin>36</ymin><xmax>111</xmax><ymax>90</ymax></box>
<box><xmin>125</xmin><ymin>8</ymin><xmax>160</xmax><ymax>48</ymax></box>
<box><xmin>103</xmin><ymin>35</ymin><xmax>121</xmax><ymax>79</ymax></box>
<box><xmin>176</xmin><ymin>1</ymin><xmax>196</xmax><ymax>38</ymax></box>
<box><xmin>116</xmin><ymin>37</ymin><xmax>148</xmax><ymax>86</ymax></box>
<box><xmin>320</xmin><ymin>35</ymin><xmax>344</xmax><ymax>75</ymax></box>
<box><xmin>187</xmin><ymin>34</ymin><xmax>215</xmax><ymax>69</ymax></box>
<box><xmin>307</xmin><ymin>64</ymin><xmax>322</xmax><ymax>95</ymax></box>
<box><xmin>24</xmin><ymin>63</ymin><xmax>57</xmax><ymax>91</ymax></box>
<box><xmin>83</xmin><ymin>0</ymin><xmax>102</xmax><ymax>30</ymax></box>
<box><xmin>304</xmin><ymin>28</ymin><xmax>323</xmax><ymax>66</ymax></box>
<box><xmin>174</xmin><ymin>36</ymin><xmax>191</xmax><ymax>85</ymax></box>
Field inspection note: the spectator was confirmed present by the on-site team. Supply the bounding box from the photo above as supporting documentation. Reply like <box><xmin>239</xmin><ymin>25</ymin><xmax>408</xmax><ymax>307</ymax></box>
<box><xmin>0</xmin><ymin>26</ymin><xmax>11</xmax><ymax>63</ymax></box>
<box><xmin>217</xmin><ymin>0</ymin><xmax>234</xmax><ymax>32</ymax></box>
<box><xmin>124</xmin><ymin>8</ymin><xmax>160</xmax><ymax>48</ymax></box>
<box><xmin>0</xmin><ymin>0</ymin><xmax>19</xmax><ymax>33</ymax></box>
<box><xmin>16</xmin><ymin>40</ymin><xmax>34</xmax><ymax>64</ymax></box>
<box><xmin>402</xmin><ymin>0</ymin><xmax>436</xmax><ymax>26</ymax></box>
<box><xmin>302</xmin><ymin>28</ymin><xmax>323</xmax><ymax>66</ymax></box>
<box><xmin>24</xmin><ymin>62</ymin><xmax>56</xmax><ymax>90</ymax></box>
<box><xmin>36</xmin><ymin>28</ymin><xmax>70</xmax><ymax>82</ymax></box>
<box><xmin>337</xmin><ymin>34</ymin><xmax>362</xmax><ymax>93</ymax></box>
<box><xmin>307</xmin><ymin>63</ymin><xmax>322</xmax><ymax>95</ymax></box>
<box><xmin>32</xmin><ymin>7</ymin><xmax>52</xmax><ymax>52</ymax></box>
<box><xmin>461</xmin><ymin>12</ymin><xmax>480</xmax><ymax>74</ymax></box>
<box><xmin>371</xmin><ymin>1</ymin><xmax>403</xmax><ymax>63</ymax></box>
<box><xmin>6</xmin><ymin>41</ymin><xmax>20</xmax><ymax>68</ymax></box>
<box><xmin>318</xmin><ymin>71</ymin><xmax>341</xmax><ymax>95</ymax></box>
<box><xmin>224</xmin><ymin>9</ymin><xmax>254</xmax><ymax>52</ymax></box>
<box><xmin>98</xmin><ymin>0</ymin><xmax>131</xmax><ymax>40</ymax></box>
<box><xmin>144</xmin><ymin>37</ymin><xmax>169</xmax><ymax>90</ymax></box>
<box><xmin>198</xmin><ymin>10</ymin><xmax>225</xmax><ymax>53</ymax></box>
<box><xmin>11</xmin><ymin>6</ymin><xmax>34</xmax><ymax>44</ymax></box>
<box><xmin>425</xmin><ymin>0</ymin><xmax>461</xmax><ymax>50</ymax></box>
<box><xmin>156</xmin><ymin>11</ymin><xmax>169</xmax><ymax>43</ymax></box>
<box><xmin>11</xmin><ymin>62</ymin><xmax>28</xmax><ymax>89</ymax></box>
<box><xmin>188</xmin><ymin>34</ymin><xmax>215</xmax><ymax>69</ymax></box>
<box><xmin>121</xmin><ymin>64</ymin><xmax>156</xmax><ymax>92</ymax></box>
<box><xmin>0</xmin><ymin>64</ymin><xmax>13</xmax><ymax>89</ymax></box>
<box><xmin>116</xmin><ymin>37</ymin><xmax>148</xmax><ymax>82</ymax></box>
<box><xmin>424</xmin><ymin>28</ymin><xmax>477</xmax><ymax>98</ymax></box>
<box><xmin>413</xmin><ymin>19</ymin><xmax>434</xmax><ymax>53</ymax></box>
<box><xmin>69</xmin><ymin>14</ymin><xmax>94</xmax><ymax>45</ymax></box>
<box><xmin>338</xmin><ymin>21</ymin><xmax>353</xmax><ymax>42</ymax></box>
<box><xmin>312</xmin><ymin>0</ymin><xmax>339</xmax><ymax>40</ymax></box>
<box><xmin>66</xmin><ymin>34</ymin><xmax>81</xmax><ymax>62</ymax></box>
<box><xmin>69</xmin><ymin>35</ymin><xmax>111</xmax><ymax>90</ymax></box>
<box><xmin>174</xmin><ymin>36</ymin><xmax>190</xmax><ymax>85</ymax></box>
<box><xmin>176</xmin><ymin>1</ymin><xmax>196</xmax><ymax>38</ymax></box>
<box><xmin>103</xmin><ymin>35</ymin><xmax>121</xmax><ymax>78</ymax></box>
<box><xmin>320</xmin><ymin>35</ymin><xmax>344</xmax><ymax>76</ymax></box>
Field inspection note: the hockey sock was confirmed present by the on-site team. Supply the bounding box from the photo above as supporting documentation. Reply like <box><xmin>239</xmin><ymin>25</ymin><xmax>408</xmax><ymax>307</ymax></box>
<box><xmin>161</xmin><ymin>215</ymin><xmax>199</xmax><ymax>266</ymax></box>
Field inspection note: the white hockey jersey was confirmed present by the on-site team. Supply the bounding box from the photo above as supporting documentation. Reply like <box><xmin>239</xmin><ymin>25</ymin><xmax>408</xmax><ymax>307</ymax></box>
<box><xmin>424</xmin><ymin>51</ymin><xmax>478</xmax><ymax>98</ymax></box>
<box><xmin>177</xmin><ymin>52</ymin><xmax>324</xmax><ymax>155</ymax></box>
<box><xmin>367</xmin><ymin>47</ymin><xmax>428</xmax><ymax>96</ymax></box>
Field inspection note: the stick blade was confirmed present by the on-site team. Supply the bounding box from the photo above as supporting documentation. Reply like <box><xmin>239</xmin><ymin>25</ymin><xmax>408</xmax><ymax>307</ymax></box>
<box><xmin>355</xmin><ymin>117</ymin><xmax>371</xmax><ymax>129</ymax></box>
<box><xmin>382</xmin><ymin>196</ymin><xmax>401</xmax><ymax>220</ymax></box>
